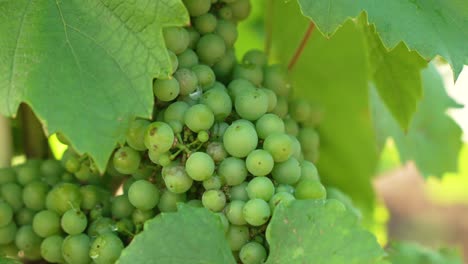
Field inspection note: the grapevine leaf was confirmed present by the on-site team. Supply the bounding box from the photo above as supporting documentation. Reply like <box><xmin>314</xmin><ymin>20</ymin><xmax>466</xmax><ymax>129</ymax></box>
<box><xmin>0</xmin><ymin>0</ymin><xmax>189</xmax><ymax>171</ymax></box>
<box><xmin>370</xmin><ymin>63</ymin><xmax>463</xmax><ymax>177</ymax></box>
<box><xmin>272</xmin><ymin>0</ymin><xmax>378</xmax><ymax>211</ymax></box>
<box><xmin>297</xmin><ymin>0</ymin><xmax>468</xmax><ymax>78</ymax></box>
<box><xmin>265</xmin><ymin>200</ymin><xmax>385</xmax><ymax>264</ymax></box>
<box><xmin>363</xmin><ymin>20</ymin><xmax>428</xmax><ymax>130</ymax></box>
<box><xmin>387</xmin><ymin>242</ymin><xmax>463</xmax><ymax>264</ymax></box>
<box><xmin>118</xmin><ymin>205</ymin><xmax>235</xmax><ymax>264</ymax></box>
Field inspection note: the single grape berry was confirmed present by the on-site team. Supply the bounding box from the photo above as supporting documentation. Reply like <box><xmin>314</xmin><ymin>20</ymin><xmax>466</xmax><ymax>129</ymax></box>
<box><xmin>112</xmin><ymin>146</ymin><xmax>141</xmax><ymax>175</ymax></box>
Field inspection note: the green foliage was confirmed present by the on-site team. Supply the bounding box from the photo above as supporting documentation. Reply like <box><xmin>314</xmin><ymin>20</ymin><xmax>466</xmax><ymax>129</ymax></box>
<box><xmin>387</xmin><ymin>242</ymin><xmax>463</xmax><ymax>264</ymax></box>
<box><xmin>0</xmin><ymin>0</ymin><xmax>189</xmax><ymax>171</ymax></box>
<box><xmin>118</xmin><ymin>205</ymin><xmax>236</xmax><ymax>264</ymax></box>
<box><xmin>265</xmin><ymin>200</ymin><xmax>385</xmax><ymax>264</ymax></box>
<box><xmin>0</xmin><ymin>257</ymin><xmax>22</xmax><ymax>264</ymax></box>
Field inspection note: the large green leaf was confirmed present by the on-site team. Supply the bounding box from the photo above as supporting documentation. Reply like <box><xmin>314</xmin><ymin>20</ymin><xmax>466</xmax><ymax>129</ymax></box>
<box><xmin>370</xmin><ymin>63</ymin><xmax>463</xmax><ymax>177</ymax></box>
<box><xmin>297</xmin><ymin>0</ymin><xmax>468</xmax><ymax>78</ymax></box>
<box><xmin>0</xmin><ymin>0</ymin><xmax>189</xmax><ymax>171</ymax></box>
<box><xmin>387</xmin><ymin>242</ymin><xmax>463</xmax><ymax>264</ymax></box>
<box><xmin>118</xmin><ymin>205</ymin><xmax>235</xmax><ymax>264</ymax></box>
<box><xmin>265</xmin><ymin>200</ymin><xmax>385</xmax><ymax>264</ymax></box>
<box><xmin>272</xmin><ymin>0</ymin><xmax>378</xmax><ymax>211</ymax></box>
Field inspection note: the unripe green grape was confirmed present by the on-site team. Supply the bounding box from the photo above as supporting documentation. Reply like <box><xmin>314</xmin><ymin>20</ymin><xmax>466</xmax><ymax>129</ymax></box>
<box><xmin>15</xmin><ymin>225</ymin><xmax>42</xmax><ymax>252</ymax></box>
<box><xmin>215</xmin><ymin>19</ymin><xmax>238</xmax><ymax>47</ymax></box>
<box><xmin>295</xmin><ymin>179</ymin><xmax>326</xmax><ymax>200</ymax></box>
<box><xmin>225</xmin><ymin>200</ymin><xmax>247</xmax><ymax>225</ymax></box>
<box><xmin>115</xmin><ymin>218</ymin><xmax>135</xmax><ymax>235</ymax></box>
<box><xmin>0</xmin><ymin>168</ymin><xmax>16</xmax><ymax>184</ymax></box>
<box><xmin>245</xmin><ymin>149</ymin><xmax>274</xmax><ymax>177</ymax></box>
<box><xmin>41</xmin><ymin>235</ymin><xmax>65</xmax><ymax>263</ymax></box>
<box><xmin>40</xmin><ymin>159</ymin><xmax>64</xmax><ymax>186</ymax></box>
<box><xmin>186</xmin><ymin>152</ymin><xmax>215</xmax><ymax>181</ymax></box>
<box><xmin>167</xmin><ymin>120</ymin><xmax>183</xmax><ymax>134</ymax></box>
<box><xmin>74</xmin><ymin>163</ymin><xmax>97</xmax><ymax>182</ymax></box>
<box><xmin>243</xmin><ymin>49</ymin><xmax>267</xmax><ymax>67</ymax></box>
<box><xmin>223</xmin><ymin>120</ymin><xmax>258</xmax><ymax>158</ymax></box>
<box><xmin>218</xmin><ymin>6</ymin><xmax>233</xmax><ymax>21</ymax></box>
<box><xmin>300</xmin><ymin>160</ymin><xmax>320</xmax><ymax>181</ymax></box>
<box><xmin>111</xmin><ymin>195</ymin><xmax>135</xmax><ymax>219</ymax></box>
<box><xmin>206</xmin><ymin>142</ymin><xmax>227</xmax><ymax>163</ymax></box>
<box><xmin>162</xmin><ymin>164</ymin><xmax>194</xmax><ymax>194</ymax></box>
<box><xmin>233</xmin><ymin>64</ymin><xmax>263</xmax><ymax>87</ymax></box>
<box><xmin>174</xmin><ymin>68</ymin><xmax>198</xmax><ymax>96</ymax></box>
<box><xmin>79</xmin><ymin>185</ymin><xmax>100</xmax><ymax>211</ymax></box>
<box><xmin>132</xmin><ymin>165</ymin><xmax>153</xmax><ymax>180</ymax></box>
<box><xmin>264</xmin><ymin>64</ymin><xmax>290</xmax><ymax>97</ymax></box>
<box><xmin>61</xmin><ymin>149</ymin><xmax>81</xmax><ymax>173</ymax></box>
<box><xmin>158</xmin><ymin>152</ymin><xmax>172</xmax><ymax>167</ymax></box>
<box><xmin>263</xmin><ymin>132</ymin><xmax>293</xmax><ymax>162</ymax></box>
<box><xmin>89</xmin><ymin>232</ymin><xmax>124</xmax><ymax>264</ymax></box>
<box><xmin>184</xmin><ymin>104</ymin><xmax>215</xmax><ymax>132</ymax></box>
<box><xmin>255</xmin><ymin>113</ymin><xmax>285</xmax><ymax>139</ymax></box>
<box><xmin>61</xmin><ymin>209</ymin><xmax>88</xmax><ymax>235</ymax></box>
<box><xmin>202</xmin><ymin>176</ymin><xmax>223</xmax><ymax>190</ymax></box>
<box><xmin>15</xmin><ymin>208</ymin><xmax>35</xmax><ymax>226</ymax></box>
<box><xmin>239</xmin><ymin>241</ymin><xmax>267</xmax><ymax>264</ymax></box>
<box><xmin>183</xmin><ymin>0</ymin><xmax>211</xmax><ymax>16</ymax></box>
<box><xmin>269</xmin><ymin>192</ymin><xmax>295</xmax><ymax>212</ymax></box>
<box><xmin>112</xmin><ymin>146</ymin><xmax>141</xmax><ymax>175</ymax></box>
<box><xmin>276</xmin><ymin>184</ymin><xmax>295</xmax><ymax>194</ymax></box>
<box><xmin>229</xmin><ymin>182</ymin><xmax>249</xmax><ymax>201</ymax></box>
<box><xmin>196</xmin><ymin>33</ymin><xmax>226</xmax><ymax>66</ymax></box>
<box><xmin>242</xmin><ymin>198</ymin><xmax>270</xmax><ymax>226</ymax></box>
<box><xmin>218</xmin><ymin>157</ymin><xmax>248</xmax><ymax>186</ymax></box>
<box><xmin>177</xmin><ymin>49</ymin><xmax>199</xmax><ymax>68</ymax></box>
<box><xmin>201</xmin><ymin>86</ymin><xmax>233</xmax><ymax>121</ymax></box>
<box><xmin>297</xmin><ymin>127</ymin><xmax>319</xmax><ymax>152</ymax></box>
<box><xmin>187</xmin><ymin>27</ymin><xmax>200</xmax><ymax>49</ymax></box>
<box><xmin>128</xmin><ymin>180</ymin><xmax>160</xmax><ymax>210</ymax></box>
<box><xmin>158</xmin><ymin>190</ymin><xmax>186</xmax><ymax>212</ymax></box>
<box><xmin>0</xmin><ymin>222</ymin><xmax>17</xmax><ymax>245</ymax></box>
<box><xmin>272</xmin><ymin>157</ymin><xmax>301</xmax><ymax>185</ymax></box>
<box><xmin>284</xmin><ymin>117</ymin><xmax>299</xmax><ymax>136</ymax></box>
<box><xmin>212</xmin><ymin>48</ymin><xmax>236</xmax><ymax>82</ymax></box>
<box><xmin>32</xmin><ymin>210</ymin><xmax>61</xmax><ymax>238</ymax></box>
<box><xmin>87</xmin><ymin>217</ymin><xmax>114</xmax><ymax>237</ymax></box>
<box><xmin>62</xmin><ymin>234</ymin><xmax>91</xmax><ymax>264</ymax></box>
<box><xmin>153</xmin><ymin>78</ymin><xmax>180</xmax><ymax>102</ymax></box>
<box><xmin>46</xmin><ymin>183</ymin><xmax>82</xmax><ymax>215</ymax></box>
<box><xmin>211</xmin><ymin>121</ymin><xmax>229</xmax><ymax>141</ymax></box>
<box><xmin>271</xmin><ymin>96</ymin><xmax>288</xmax><ymax>118</ymax></box>
<box><xmin>197</xmin><ymin>130</ymin><xmax>210</xmax><ymax>142</ymax></box>
<box><xmin>201</xmin><ymin>190</ymin><xmax>226</xmax><ymax>212</ymax></box>
<box><xmin>163</xmin><ymin>27</ymin><xmax>189</xmax><ymax>54</ymax></box>
<box><xmin>16</xmin><ymin>162</ymin><xmax>41</xmax><ymax>186</ymax></box>
<box><xmin>1</xmin><ymin>183</ymin><xmax>23</xmax><ymax>211</ymax></box>
<box><xmin>259</xmin><ymin>88</ymin><xmax>277</xmax><ymax>112</ymax></box>
<box><xmin>144</xmin><ymin>122</ymin><xmax>175</xmax><ymax>153</ymax></box>
<box><xmin>192</xmin><ymin>64</ymin><xmax>215</xmax><ymax>90</ymax></box>
<box><xmin>164</xmin><ymin>101</ymin><xmax>189</xmax><ymax>123</ymax></box>
<box><xmin>0</xmin><ymin>201</ymin><xmax>13</xmax><ymax>227</ymax></box>
<box><xmin>235</xmin><ymin>89</ymin><xmax>269</xmax><ymax>121</ymax></box>
<box><xmin>289</xmin><ymin>99</ymin><xmax>311</xmax><ymax>122</ymax></box>
<box><xmin>226</xmin><ymin>225</ymin><xmax>249</xmax><ymax>251</ymax></box>
<box><xmin>193</xmin><ymin>13</ymin><xmax>217</xmax><ymax>34</ymax></box>
<box><xmin>229</xmin><ymin>0</ymin><xmax>251</xmax><ymax>21</ymax></box>
<box><xmin>22</xmin><ymin>180</ymin><xmax>48</xmax><ymax>211</ymax></box>
<box><xmin>290</xmin><ymin>135</ymin><xmax>302</xmax><ymax>160</ymax></box>
<box><xmin>246</xmin><ymin>177</ymin><xmax>275</xmax><ymax>201</ymax></box>
<box><xmin>168</xmin><ymin>50</ymin><xmax>179</xmax><ymax>74</ymax></box>
<box><xmin>227</xmin><ymin>79</ymin><xmax>255</xmax><ymax>101</ymax></box>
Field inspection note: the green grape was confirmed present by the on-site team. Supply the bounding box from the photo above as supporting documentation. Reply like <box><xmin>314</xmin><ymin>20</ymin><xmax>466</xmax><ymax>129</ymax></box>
<box><xmin>162</xmin><ymin>164</ymin><xmax>194</xmax><ymax>194</ymax></box>
<box><xmin>235</xmin><ymin>89</ymin><xmax>269</xmax><ymax>121</ymax></box>
<box><xmin>177</xmin><ymin>49</ymin><xmax>199</xmax><ymax>68</ymax></box>
<box><xmin>193</xmin><ymin>13</ymin><xmax>217</xmax><ymax>34</ymax></box>
<box><xmin>225</xmin><ymin>200</ymin><xmax>247</xmax><ymax>225</ymax></box>
<box><xmin>289</xmin><ymin>98</ymin><xmax>311</xmax><ymax>122</ymax></box>
<box><xmin>174</xmin><ymin>68</ymin><xmax>198</xmax><ymax>96</ymax></box>
<box><xmin>22</xmin><ymin>180</ymin><xmax>49</xmax><ymax>211</ymax></box>
<box><xmin>201</xmin><ymin>86</ymin><xmax>233</xmax><ymax>121</ymax></box>
<box><xmin>202</xmin><ymin>175</ymin><xmax>223</xmax><ymax>190</ymax></box>
<box><xmin>233</xmin><ymin>64</ymin><xmax>263</xmax><ymax>87</ymax></box>
<box><xmin>215</xmin><ymin>19</ymin><xmax>238</xmax><ymax>47</ymax></box>
<box><xmin>218</xmin><ymin>6</ymin><xmax>233</xmax><ymax>21</ymax></box>
<box><xmin>246</xmin><ymin>177</ymin><xmax>275</xmax><ymax>201</ymax></box>
<box><xmin>74</xmin><ymin>163</ymin><xmax>96</xmax><ymax>182</ymax></box>
<box><xmin>212</xmin><ymin>48</ymin><xmax>236</xmax><ymax>82</ymax></box>
<box><xmin>272</xmin><ymin>157</ymin><xmax>301</xmax><ymax>185</ymax></box>
<box><xmin>206</xmin><ymin>142</ymin><xmax>227</xmax><ymax>162</ymax></box>
<box><xmin>79</xmin><ymin>185</ymin><xmax>100</xmax><ymax>211</ymax></box>
<box><xmin>158</xmin><ymin>190</ymin><xmax>186</xmax><ymax>212</ymax></box>
<box><xmin>132</xmin><ymin>165</ymin><xmax>153</xmax><ymax>180</ymax></box>
<box><xmin>61</xmin><ymin>149</ymin><xmax>81</xmax><ymax>173</ymax></box>
<box><xmin>153</xmin><ymin>78</ymin><xmax>180</xmax><ymax>102</ymax></box>
<box><xmin>295</xmin><ymin>179</ymin><xmax>326</xmax><ymax>200</ymax></box>
<box><xmin>229</xmin><ymin>0</ymin><xmax>251</xmax><ymax>21</ymax></box>
<box><xmin>223</xmin><ymin>120</ymin><xmax>258</xmax><ymax>158</ymax></box>
<box><xmin>115</xmin><ymin>218</ymin><xmax>135</xmax><ymax>235</ymax></box>
<box><xmin>132</xmin><ymin>208</ymin><xmax>156</xmax><ymax>227</ymax></box>
<box><xmin>126</xmin><ymin>120</ymin><xmax>151</xmax><ymax>151</ymax></box>
<box><xmin>197</xmin><ymin>130</ymin><xmax>210</xmax><ymax>142</ymax></box>
<box><xmin>61</xmin><ymin>209</ymin><xmax>88</xmax><ymax>235</ymax></box>
<box><xmin>263</xmin><ymin>132</ymin><xmax>293</xmax><ymax>162</ymax></box>
<box><xmin>0</xmin><ymin>222</ymin><xmax>16</xmax><ymax>245</ymax></box>
<box><xmin>164</xmin><ymin>101</ymin><xmax>189</xmax><ymax>123</ymax></box>
<box><xmin>187</xmin><ymin>199</ymin><xmax>203</xmax><ymax>207</ymax></box>
<box><xmin>0</xmin><ymin>168</ymin><xmax>16</xmax><ymax>184</ymax></box>
<box><xmin>168</xmin><ymin>50</ymin><xmax>179</xmax><ymax>74</ymax></box>
<box><xmin>300</xmin><ymin>160</ymin><xmax>319</xmax><ymax>181</ymax></box>
<box><xmin>32</xmin><ymin>210</ymin><xmax>61</xmax><ymax>237</ymax></box>
<box><xmin>245</xmin><ymin>149</ymin><xmax>274</xmax><ymax>177</ymax></box>
<box><xmin>239</xmin><ymin>241</ymin><xmax>267</xmax><ymax>264</ymax></box>
<box><xmin>229</xmin><ymin>182</ymin><xmax>249</xmax><ymax>201</ymax></box>
<box><xmin>15</xmin><ymin>208</ymin><xmax>35</xmax><ymax>226</ymax></box>
<box><xmin>158</xmin><ymin>152</ymin><xmax>172</xmax><ymax>167</ymax></box>
<box><xmin>15</xmin><ymin>225</ymin><xmax>42</xmax><ymax>252</ymax></box>
<box><xmin>41</xmin><ymin>235</ymin><xmax>65</xmax><ymax>263</ymax></box>
<box><xmin>16</xmin><ymin>162</ymin><xmax>41</xmax><ymax>186</ymax></box>
<box><xmin>210</xmin><ymin>121</ymin><xmax>229</xmax><ymax>141</ymax></box>
<box><xmin>183</xmin><ymin>0</ymin><xmax>211</xmax><ymax>16</ymax></box>
<box><xmin>216</xmin><ymin>212</ymin><xmax>229</xmax><ymax>233</ymax></box>
<box><xmin>276</xmin><ymin>184</ymin><xmax>295</xmax><ymax>194</ymax></box>
<box><xmin>128</xmin><ymin>180</ymin><xmax>160</xmax><ymax>210</ymax></box>
<box><xmin>290</xmin><ymin>135</ymin><xmax>302</xmax><ymax>160</ymax></box>
<box><xmin>62</xmin><ymin>234</ymin><xmax>91</xmax><ymax>264</ymax></box>
<box><xmin>227</xmin><ymin>79</ymin><xmax>255</xmax><ymax>101</ymax></box>
<box><xmin>167</xmin><ymin>120</ymin><xmax>183</xmax><ymax>134</ymax></box>
<box><xmin>196</xmin><ymin>33</ymin><xmax>226</xmax><ymax>66</ymax></box>
<box><xmin>201</xmin><ymin>190</ymin><xmax>226</xmax><ymax>212</ymax></box>
<box><xmin>255</xmin><ymin>113</ymin><xmax>285</xmax><ymax>139</ymax></box>
<box><xmin>297</xmin><ymin>127</ymin><xmax>319</xmax><ymax>152</ymax></box>
<box><xmin>0</xmin><ymin>201</ymin><xmax>13</xmax><ymax>227</ymax></box>
<box><xmin>1</xmin><ymin>183</ymin><xmax>23</xmax><ymax>211</ymax></box>
<box><xmin>226</xmin><ymin>225</ymin><xmax>249</xmax><ymax>251</ymax></box>
<box><xmin>112</xmin><ymin>146</ymin><xmax>141</xmax><ymax>175</ymax></box>
<box><xmin>46</xmin><ymin>183</ymin><xmax>82</xmax><ymax>215</ymax></box>
<box><xmin>144</xmin><ymin>122</ymin><xmax>175</xmax><ymax>153</ymax></box>
<box><xmin>89</xmin><ymin>232</ymin><xmax>124</xmax><ymax>264</ymax></box>
<box><xmin>242</xmin><ymin>198</ymin><xmax>270</xmax><ymax>226</ymax></box>
<box><xmin>185</xmin><ymin>152</ymin><xmax>215</xmax><ymax>181</ymax></box>
<box><xmin>184</xmin><ymin>104</ymin><xmax>215</xmax><ymax>132</ymax></box>
<box><xmin>284</xmin><ymin>117</ymin><xmax>299</xmax><ymax>136</ymax></box>
<box><xmin>259</xmin><ymin>88</ymin><xmax>277</xmax><ymax>112</ymax></box>
<box><xmin>187</xmin><ymin>27</ymin><xmax>201</xmax><ymax>49</ymax></box>
<box><xmin>263</xmin><ymin>64</ymin><xmax>290</xmax><ymax>97</ymax></box>
<box><xmin>40</xmin><ymin>159</ymin><xmax>64</xmax><ymax>186</ymax></box>
<box><xmin>192</xmin><ymin>64</ymin><xmax>216</xmax><ymax>90</ymax></box>
<box><xmin>218</xmin><ymin>157</ymin><xmax>248</xmax><ymax>186</ymax></box>
<box><xmin>87</xmin><ymin>217</ymin><xmax>114</xmax><ymax>237</ymax></box>
<box><xmin>271</xmin><ymin>96</ymin><xmax>288</xmax><ymax>118</ymax></box>
<box><xmin>163</xmin><ymin>27</ymin><xmax>189</xmax><ymax>54</ymax></box>
<box><xmin>242</xmin><ymin>49</ymin><xmax>267</xmax><ymax>67</ymax></box>
<box><xmin>269</xmin><ymin>192</ymin><xmax>295</xmax><ymax>212</ymax></box>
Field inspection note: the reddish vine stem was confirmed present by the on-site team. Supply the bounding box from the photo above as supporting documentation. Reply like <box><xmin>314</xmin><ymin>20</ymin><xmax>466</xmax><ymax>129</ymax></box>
<box><xmin>264</xmin><ymin>0</ymin><xmax>273</xmax><ymax>57</ymax></box>
<box><xmin>288</xmin><ymin>22</ymin><xmax>315</xmax><ymax>71</ymax></box>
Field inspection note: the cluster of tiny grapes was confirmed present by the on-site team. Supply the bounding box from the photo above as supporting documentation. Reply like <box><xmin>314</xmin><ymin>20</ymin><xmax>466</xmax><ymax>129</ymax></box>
<box><xmin>0</xmin><ymin>0</ymin><xmax>324</xmax><ymax>263</ymax></box>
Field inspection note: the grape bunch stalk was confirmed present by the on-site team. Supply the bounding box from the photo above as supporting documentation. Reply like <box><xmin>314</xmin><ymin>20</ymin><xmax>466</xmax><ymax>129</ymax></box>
<box><xmin>0</xmin><ymin>0</ymin><xmax>324</xmax><ymax>263</ymax></box>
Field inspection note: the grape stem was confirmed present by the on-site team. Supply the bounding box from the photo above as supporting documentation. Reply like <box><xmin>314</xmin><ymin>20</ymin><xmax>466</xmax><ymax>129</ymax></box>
<box><xmin>288</xmin><ymin>22</ymin><xmax>315</xmax><ymax>71</ymax></box>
